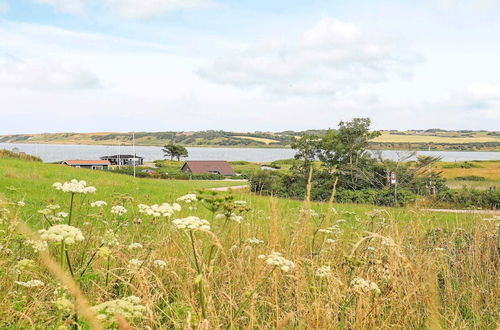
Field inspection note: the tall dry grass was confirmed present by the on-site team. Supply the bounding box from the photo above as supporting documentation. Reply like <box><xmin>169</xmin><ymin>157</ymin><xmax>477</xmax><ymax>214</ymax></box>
<box><xmin>0</xmin><ymin>180</ymin><xmax>498</xmax><ymax>329</ymax></box>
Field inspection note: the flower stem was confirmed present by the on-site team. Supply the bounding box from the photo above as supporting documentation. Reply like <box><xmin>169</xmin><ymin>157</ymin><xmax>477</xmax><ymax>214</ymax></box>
<box><xmin>68</xmin><ymin>193</ymin><xmax>75</xmax><ymax>226</ymax></box>
<box><xmin>60</xmin><ymin>242</ymin><xmax>65</xmax><ymax>270</ymax></box>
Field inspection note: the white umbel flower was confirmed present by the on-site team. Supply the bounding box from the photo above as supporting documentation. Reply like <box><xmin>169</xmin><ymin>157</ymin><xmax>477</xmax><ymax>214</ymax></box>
<box><xmin>172</xmin><ymin>216</ymin><xmax>210</xmax><ymax>231</ymax></box>
<box><xmin>246</xmin><ymin>237</ymin><xmax>264</xmax><ymax>245</ymax></box>
<box><xmin>127</xmin><ymin>243</ymin><xmax>143</xmax><ymax>250</ymax></box>
<box><xmin>53</xmin><ymin>179</ymin><xmax>96</xmax><ymax>194</ymax></box>
<box><xmin>111</xmin><ymin>205</ymin><xmax>127</xmax><ymax>216</ymax></box>
<box><xmin>263</xmin><ymin>252</ymin><xmax>295</xmax><ymax>272</ymax></box>
<box><xmin>315</xmin><ymin>265</ymin><xmax>332</xmax><ymax>278</ymax></box>
<box><xmin>16</xmin><ymin>280</ymin><xmax>45</xmax><ymax>288</ymax></box>
<box><xmin>350</xmin><ymin>276</ymin><xmax>381</xmax><ymax>295</ymax></box>
<box><xmin>39</xmin><ymin>224</ymin><xmax>84</xmax><ymax>245</ymax></box>
<box><xmin>176</xmin><ymin>194</ymin><xmax>197</xmax><ymax>203</ymax></box>
<box><xmin>90</xmin><ymin>296</ymin><xmax>146</xmax><ymax>325</ymax></box>
<box><xmin>90</xmin><ymin>201</ymin><xmax>107</xmax><ymax>208</ymax></box>
<box><xmin>138</xmin><ymin>203</ymin><xmax>179</xmax><ymax>218</ymax></box>
<box><xmin>153</xmin><ymin>259</ymin><xmax>167</xmax><ymax>269</ymax></box>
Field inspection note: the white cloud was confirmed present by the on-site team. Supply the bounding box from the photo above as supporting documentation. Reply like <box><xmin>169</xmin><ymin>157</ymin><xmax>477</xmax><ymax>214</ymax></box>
<box><xmin>0</xmin><ymin>1</ymin><xmax>9</xmax><ymax>13</ymax></box>
<box><xmin>0</xmin><ymin>57</ymin><xmax>101</xmax><ymax>90</ymax></box>
<box><xmin>34</xmin><ymin>0</ymin><xmax>86</xmax><ymax>14</ymax></box>
<box><xmin>198</xmin><ymin>18</ymin><xmax>420</xmax><ymax>96</ymax></box>
<box><xmin>104</xmin><ymin>0</ymin><xmax>210</xmax><ymax>19</ymax></box>
<box><xmin>32</xmin><ymin>0</ymin><xmax>210</xmax><ymax>17</ymax></box>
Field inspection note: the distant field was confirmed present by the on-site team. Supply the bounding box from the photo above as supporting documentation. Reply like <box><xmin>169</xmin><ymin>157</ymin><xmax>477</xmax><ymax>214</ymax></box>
<box><xmin>372</xmin><ymin>131</ymin><xmax>499</xmax><ymax>144</ymax></box>
<box><xmin>1</xmin><ymin>130</ymin><xmax>499</xmax><ymax>151</ymax></box>
<box><xmin>233</xmin><ymin>136</ymin><xmax>280</xmax><ymax>144</ymax></box>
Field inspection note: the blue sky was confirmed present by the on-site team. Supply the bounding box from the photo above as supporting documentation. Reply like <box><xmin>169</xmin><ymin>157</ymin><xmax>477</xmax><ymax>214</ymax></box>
<box><xmin>0</xmin><ymin>0</ymin><xmax>499</xmax><ymax>133</ymax></box>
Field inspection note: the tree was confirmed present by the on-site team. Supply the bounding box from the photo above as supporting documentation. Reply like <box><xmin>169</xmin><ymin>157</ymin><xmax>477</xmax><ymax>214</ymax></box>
<box><xmin>162</xmin><ymin>143</ymin><xmax>189</xmax><ymax>161</ymax></box>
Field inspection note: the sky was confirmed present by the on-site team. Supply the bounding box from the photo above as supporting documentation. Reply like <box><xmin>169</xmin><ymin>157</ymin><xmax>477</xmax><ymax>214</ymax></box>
<box><xmin>0</xmin><ymin>0</ymin><xmax>499</xmax><ymax>134</ymax></box>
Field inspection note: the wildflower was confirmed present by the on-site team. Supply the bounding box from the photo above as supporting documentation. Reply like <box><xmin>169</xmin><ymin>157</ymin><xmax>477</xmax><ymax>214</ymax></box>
<box><xmin>300</xmin><ymin>208</ymin><xmax>319</xmax><ymax>217</ymax></box>
<box><xmin>215</xmin><ymin>214</ymin><xmax>225</xmax><ymax>220</ymax></box>
<box><xmin>230</xmin><ymin>214</ymin><xmax>243</xmax><ymax>223</ymax></box>
<box><xmin>315</xmin><ymin>265</ymin><xmax>332</xmax><ymax>278</ymax></box>
<box><xmin>17</xmin><ymin>201</ymin><xmax>25</xmax><ymax>207</ymax></box>
<box><xmin>366</xmin><ymin>246</ymin><xmax>376</xmax><ymax>252</ymax></box>
<box><xmin>325</xmin><ymin>238</ymin><xmax>336</xmax><ymax>244</ymax></box>
<box><xmin>318</xmin><ymin>224</ymin><xmax>343</xmax><ymax>236</ymax></box>
<box><xmin>263</xmin><ymin>252</ymin><xmax>295</xmax><ymax>272</ymax></box>
<box><xmin>97</xmin><ymin>246</ymin><xmax>112</xmax><ymax>258</ymax></box>
<box><xmin>16</xmin><ymin>259</ymin><xmax>36</xmax><ymax>273</ymax></box>
<box><xmin>381</xmin><ymin>237</ymin><xmax>395</xmax><ymax>247</ymax></box>
<box><xmin>350</xmin><ymin>276</ymin><xmax>380</xmax><ymax>295</ymax></box>
<box><xmin>336</xmin><ymin>219</ymin><xmax>347</xmax><ymax>223</ymax></box>
<box><xmin>127</xmin><ymin>243</ymin><xmax>143</xmax><ymax>250</ymax></box>
<box><xmin>90</xmin><ymin>200</ymin><xmax>107</xmax><ymax>208</ymax></box>
<box><xmin>24</xmin><ymin>239</ymin><xmax>48</xmax><ymax>252</ymax></box>
<box><xmin>128</xmin><ymin>259</ymin><xmax>143</xmax><ymax>270</ymax></box>
<box><xmin>101</xmin><ymin>230</ymin><xmax>120</xmax><ymax>247</ymax></box>
<box><xmin>111</xmin><ymin>205</ymin><xmax>127</xmax><ymax>216</ymax></box>
<box><xmin>257</xmin><ymin>254</ymin><xmax>266</xmax><ymax>259</ymax></box>
<box><xmin>16</xmin><ymin>280</ymin><xmax>44</xmax><ymax>288</ymax></box>
<box><xmin>138</xmin><ymin>203</ymin><xmax>179</xmax><ymax>218</ymax></box>
<box><xmin>234</xmin><ymin>200</ymin><xmax>247</xmax><ymax>206</ymax></box>
<box><xmin>90</xmin><ymin>296</ymin><xmax>146</xmax><ymax>326</ymax></box>
<box><xmin>246</xmin><ymin>237</ymin><xmax>264</xmax><ymax>245</ymax></box>
<box><xmin>176</xmin><ymin>193</ymin><xmax>197</xmax><ymax>203</ymax></box>
<box><xmin>56</xmin><ymin>212</ymin><xmax>68</xmax><ymax>218</ymax></box>
<box><xmin>172</xmin><ymin>216</ymin><xmax>210</xmax><ymax>231</ymax></box>
<box><xmin>53</xmin><ymin>179</ymin><xmax>96</xmax><ymax>194</ymax></box>
<box><xmin>153</xmin><ymin>259</ymin><xmax>167</xmax><ymax>269</ymax></box>
<box><xmin>39</xmin><ymin>224</ymin><xmax>84</xmax><ymax>245</ymax></box>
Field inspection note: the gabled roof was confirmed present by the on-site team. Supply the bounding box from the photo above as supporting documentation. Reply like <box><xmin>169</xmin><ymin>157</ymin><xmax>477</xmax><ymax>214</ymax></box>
<box><xmin>182</xmin><ymin>160</ymin><xmax>235</xmax><ymax>176</ymax></box>
<box><xmin>63</xmin><ymin>160</ymin><xmax>110</xmax><ymax>166</ymax></box>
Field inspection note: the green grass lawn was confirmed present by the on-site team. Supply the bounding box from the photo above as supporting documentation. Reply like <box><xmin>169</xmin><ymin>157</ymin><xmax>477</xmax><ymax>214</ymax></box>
<box><xmin>0</xmin><ymin>158</ymin><xmax>243</xmax><ymax>217</ymax></box>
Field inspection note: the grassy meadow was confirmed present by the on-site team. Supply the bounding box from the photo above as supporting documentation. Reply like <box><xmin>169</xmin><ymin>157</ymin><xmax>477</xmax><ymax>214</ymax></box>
<box><xmin>0</xmin><ymin>157</ymin><xmax>499</xmax><ymax>328</ymax></box>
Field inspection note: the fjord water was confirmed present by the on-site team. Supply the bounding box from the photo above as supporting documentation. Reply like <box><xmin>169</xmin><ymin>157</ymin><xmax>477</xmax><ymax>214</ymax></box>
<box><xmin>1</xmin><ymin>143</ymin><xmax>499</xmax><ymax>163</ymax></box>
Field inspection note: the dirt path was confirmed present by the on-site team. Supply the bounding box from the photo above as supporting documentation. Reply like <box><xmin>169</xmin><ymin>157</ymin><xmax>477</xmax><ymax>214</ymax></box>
<box><xmin>209</xmin><ymin>185</ymin><xmax>249</xmax><ymax>192</ymax></box>
<box><xmin>422</xmin><ymin>208</ymin><xmax>499</xmax><ymax>215</ymax></box>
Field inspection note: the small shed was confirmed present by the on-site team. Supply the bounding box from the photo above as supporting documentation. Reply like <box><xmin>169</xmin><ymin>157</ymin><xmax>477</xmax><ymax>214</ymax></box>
<box><xmin>62</xmin><ymin>160</ymin><xmax>110</xmax><ymax>170</ymax></box>
<box><xmin>180</xmin><ymin>160</ymin><xmax>235</xmax><ymax>176</ymax></box>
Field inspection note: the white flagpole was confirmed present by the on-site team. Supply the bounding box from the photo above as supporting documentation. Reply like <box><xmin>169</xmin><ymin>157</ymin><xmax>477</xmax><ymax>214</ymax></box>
<box><xmin>133</xmin><ymin>132</ymin><xmax>136</xmax><ymax>178</ymax></box>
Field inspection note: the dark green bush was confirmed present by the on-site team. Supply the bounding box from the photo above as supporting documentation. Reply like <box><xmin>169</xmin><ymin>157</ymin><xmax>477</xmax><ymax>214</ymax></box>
<box><xmin>454</xmin><ymin>176</ymin><xmax>486</xmax><ymax>181</ymax></box>
<box><xmin>437</xmin><ymin>188</ymin><xmax>499</xmax><ymax>209</ymax></box>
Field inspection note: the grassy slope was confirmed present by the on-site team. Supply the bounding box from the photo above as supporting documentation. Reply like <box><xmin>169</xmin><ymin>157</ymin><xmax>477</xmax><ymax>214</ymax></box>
<box><xmin>0</xmin><ymin>159</ymin><xmax>497</xmax><ymax>328</ymax></box>
<box><xmin>437</xmin><ymin>160</ymin><xmax>500</xmax><ymax>190</ymax></box>
<box><xmin>0</xmin><ymin>158</ymin><xmax>484</xmax><ymax>229</ymax></box>
<box><xmin>0</xmin><ymin>158</ymin><xmax>244</xmax><ymax>216</ymax></box>
<box><xmin>372</xmin><ymin>131</ymin><xmax>499</xmax><ymax>143</ymax></box>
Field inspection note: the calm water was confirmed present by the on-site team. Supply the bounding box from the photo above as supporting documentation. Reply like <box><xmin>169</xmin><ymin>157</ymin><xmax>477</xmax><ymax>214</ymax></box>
<box><xmin>1</xmin><ymin>143</ymin><xmax>499</xmax><ymax>163</ymax></box>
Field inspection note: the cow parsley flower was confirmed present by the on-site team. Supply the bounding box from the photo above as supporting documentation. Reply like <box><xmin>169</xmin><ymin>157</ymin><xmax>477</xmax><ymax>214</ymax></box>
<box><xmin>16</xmin><ymin>259</ymin><xmax>36</xmax><ymax>274</ymax></box>
<box><xmin>262</xmin><ymin>252</ymin><xmax>295</xmax><ymax>272</ymax></box>
<box><xmin>90</xmin><ymin>201</ymin><xmax>107</xmax><ymax>208</ymax></box>
<box><xmin>315</xmin><ymin>265</ymin><xmax>332</xmax><ymax>278</ymax></box>
<box><xmin>128</xmin><ymin>259</ymin><xmax>143</xmax><ymax>270</ymax></box>
<box><xmin>246</xmin><ymin>237</ymin><xmax>264</xmax><ymax>245</ymax></box>
<box><xmin>127</xmin><ymin>243</ymin><xmax>143</xmax><ymax>250</ymax></box>
<box><xmin>153</xmin><ymin>259</ymin><xmax>167</xmax><ymax>269</ymax></box>
<box><xmin>234</xmin><ymin>200</ymin><xmax>247</xmax><ymax>206</ymax></box>
<box><xmin>138</xmin><ymin>203</ymin><xmax>179</xmax><ymax>218</ymax></box>
<box><xmin>176</xmin><ymin>194</ymin><xmax>197</xmax><ymax>203</ymax></box>
<box><xmin>53</xmin><ymin>179</ymin><xmax>96</xmax><ymax>194</ymax></box>
<box><xmin>101</xmin><ymin>230</ymin><xmax>120</xmax><ymax>247</ymax></box>
<box><xmin>39</xmin><ymin>224</ymin><xmax>84</xmax><ymax>245</ymax></box>
<box><xmin>350</xmin><ymin>276</ymin><xmax>381</xmax><ymax>295</ymax></box>
<box><xmin>90</xmin><ymin>296</ymin><xmax>146</xmax><ymax>326</ymax></box>
<box><xmin>111</xmin><ymin>205</ymin><xmax>127</xmax><ymax>216</ymax></box>
<box><xmin>172</xmin><ymin>216</ymin><xmax>210</xmax><ymax>231</ymax></box>
<box><xmin>24</xmin><ymin>239</ymin><xmax>48</xmax><ymax>252</ymax></box>
<box><xmin>230</xmin><ymin>214</ymin><xmax>243</xmax><ymax>223</ymax></box>
<box><xmin>17</xmin><ymin>201</ymin><xmax>25</xmax><ymax>207</ymax></box>
<box><xmin>16</xmin><ymin>280</ymin><xmax>44</xmax><ymax>288</ymax></box>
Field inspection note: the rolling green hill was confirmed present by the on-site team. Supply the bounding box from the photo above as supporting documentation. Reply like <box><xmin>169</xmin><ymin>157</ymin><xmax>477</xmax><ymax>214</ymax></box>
<box><xmin>1</xmin><ymin>129</ymin><xmax>499</xmax><ymax>151</ymax></box>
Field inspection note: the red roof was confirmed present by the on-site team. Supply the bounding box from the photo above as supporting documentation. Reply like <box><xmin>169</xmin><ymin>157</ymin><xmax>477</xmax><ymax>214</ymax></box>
<box><xmin>181</xmin><ymin>160</ymin><xmax>235</xmax><ymax>176</ymax></box>
<box><xmin>63</xmin><ymin>160</ymin><xmax>110</xmax><ymax>166</ymax></box>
